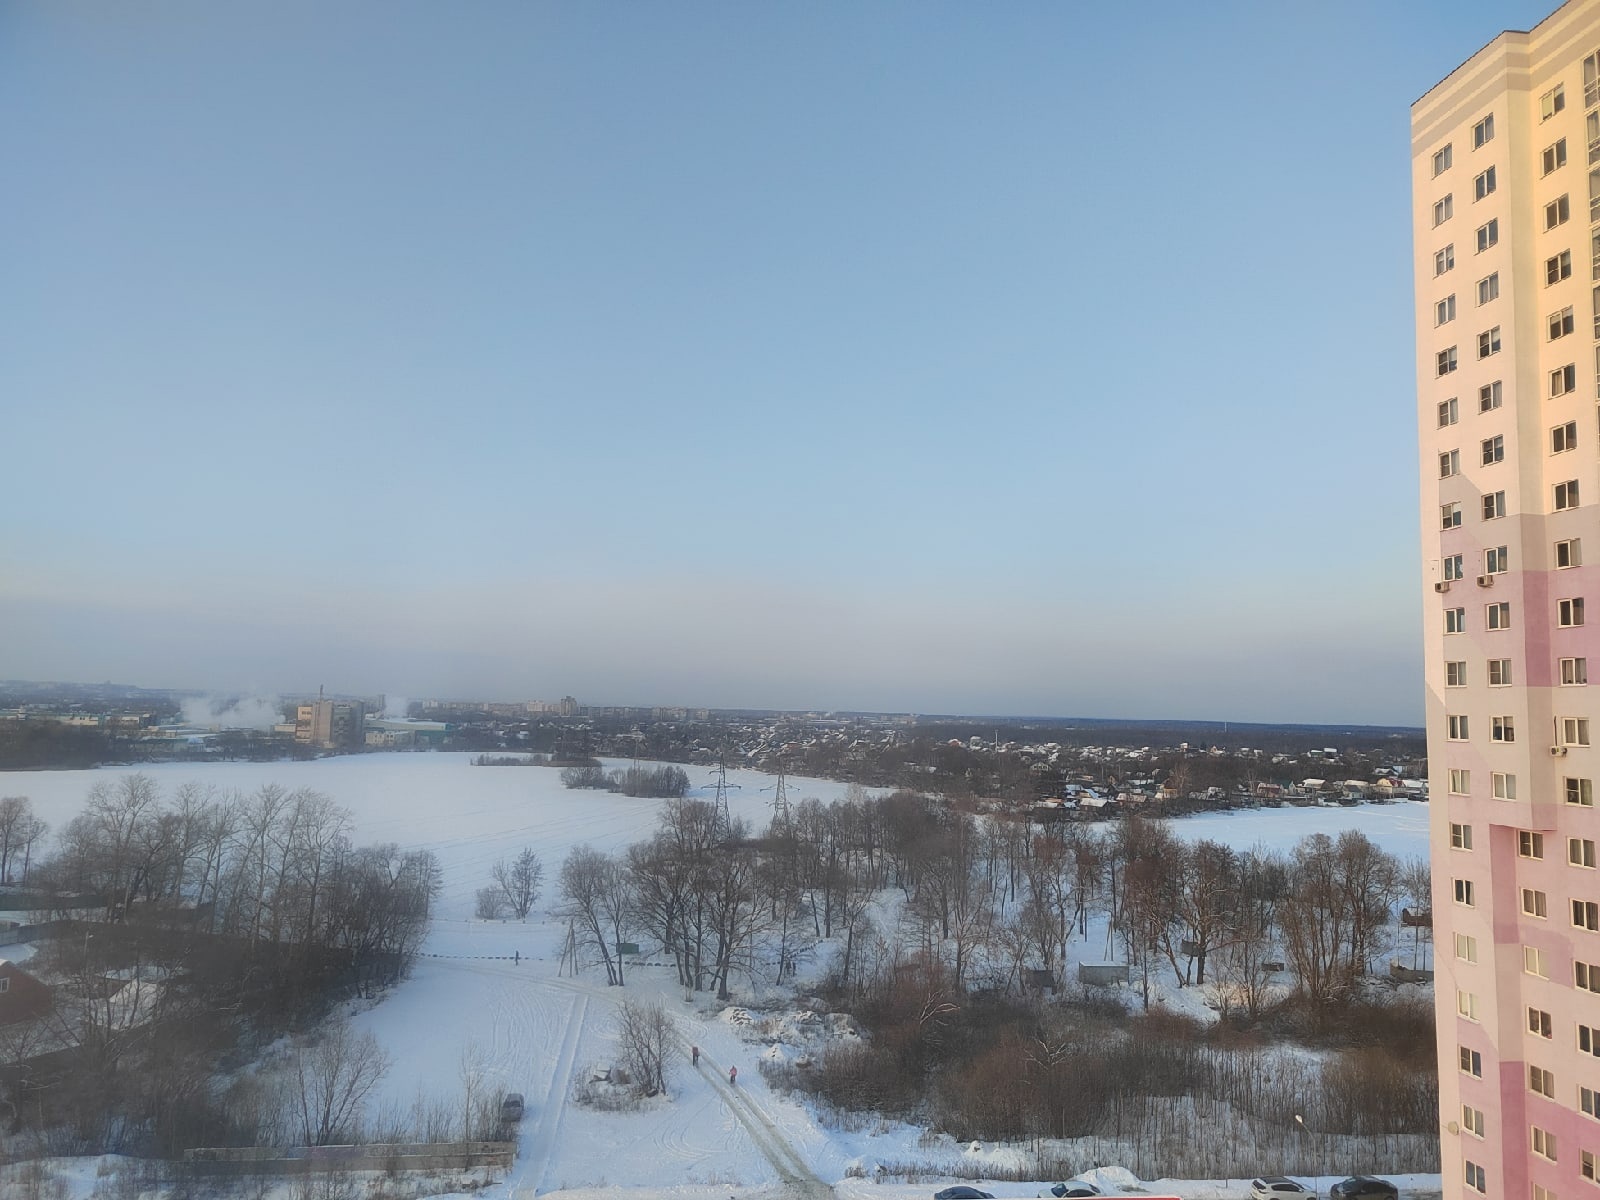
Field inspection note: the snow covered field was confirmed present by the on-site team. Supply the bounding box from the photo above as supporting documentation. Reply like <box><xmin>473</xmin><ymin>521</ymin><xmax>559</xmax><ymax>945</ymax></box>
<box><xmin>0</xmin><ymin>754</ymin><xmax>1441</xmax><ymax>1199</ymax></box>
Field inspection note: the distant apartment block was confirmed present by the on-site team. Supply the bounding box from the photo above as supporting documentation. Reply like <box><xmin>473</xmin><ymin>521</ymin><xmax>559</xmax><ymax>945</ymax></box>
<box><xmin>1414</xmin><ymin>6</ymin><xmax>1600</xmax><ymax>1200</ymax></box>
<box><xmin>294</xmin><ymin>700</ymin><xmax>366</xmax><ymax>749</ymax></box>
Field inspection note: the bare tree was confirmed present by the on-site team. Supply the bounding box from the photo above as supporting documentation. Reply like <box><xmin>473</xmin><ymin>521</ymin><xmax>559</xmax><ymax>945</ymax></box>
<box><xmin>490</xmin><ymin>847</ymin><xmax>544</xmax><ymax>920</ymax></box>
<box><xmin>615</xmin><ymin>999</ymin><xmax>672</xmax><ymax>1096</ymax></box>
<box><xmin>289</xmin><ymin>1021</ymin><xmax>391</xmax><ymax>1146</ymax></box>
<box><xmin>558</xmin><ymin>846</ymin><xmax>630</xmax><ymax>985</ymax></box>
<box><xmin>475</xmin><ymin>886</ymin><xmax>507</xmax><ymax>920</ymax></box>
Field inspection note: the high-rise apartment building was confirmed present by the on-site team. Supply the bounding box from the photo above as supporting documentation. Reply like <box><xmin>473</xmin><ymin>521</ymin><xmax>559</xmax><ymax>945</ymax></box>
<box><xmin>1415</xmin><ymin>6</ymin><xmax>1600</xmax><ymax>1200</ymax></box>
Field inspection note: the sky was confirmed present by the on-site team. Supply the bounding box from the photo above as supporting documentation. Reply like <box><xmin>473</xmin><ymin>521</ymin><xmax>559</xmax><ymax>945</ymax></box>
<box><xmin>0</xmin><ymin>0</ymin><xmax>1564</xmax><ymax>725</ymax></box>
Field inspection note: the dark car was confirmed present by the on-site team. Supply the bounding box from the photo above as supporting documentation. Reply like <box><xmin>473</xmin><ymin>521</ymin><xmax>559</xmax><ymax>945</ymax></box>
<box><xmin>934</xmin><ymin>1189</ymin><xmax>995</xmax><ymax>1200</ymax></box>
<box><xmin>1045</xmin><ymin>1185</ymin><xmax>1103</xmax><ymax>1198</ymax></box>
<box><xmin>1329</xmin><ymin>1177</ymin><xmax>1398</xmax><ymax>1200</ymax></box>
<box><xmin>499</xmin><ymin>1092</ymin><xmax>525</xmax><ymax>1123</ymax></box>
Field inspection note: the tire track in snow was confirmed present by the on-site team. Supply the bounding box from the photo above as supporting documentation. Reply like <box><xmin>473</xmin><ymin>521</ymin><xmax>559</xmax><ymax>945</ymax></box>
<box><xmin>514</xmin><ymin>990</ymin><xmax>588</xmax><ymax>1197</ymax></box>
<box><xmin>693</xmin><ymin>1047</ymin><xmax>831</xmax><ymax>1198</ymax></box>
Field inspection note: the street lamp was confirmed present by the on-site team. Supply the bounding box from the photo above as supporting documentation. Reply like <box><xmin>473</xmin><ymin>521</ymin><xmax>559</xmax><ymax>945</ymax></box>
<box><xmin>1293</xmin><ymin>1115</ymin><xmax>1318</xmax><ymax>1199</ymax></box>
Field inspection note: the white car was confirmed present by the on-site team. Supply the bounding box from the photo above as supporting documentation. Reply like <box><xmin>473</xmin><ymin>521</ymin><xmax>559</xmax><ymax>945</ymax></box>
<box><xmin>1252</xmin><ymin>1178</ymin><xmax>1311</xmax><ymax>1200</ymax></box>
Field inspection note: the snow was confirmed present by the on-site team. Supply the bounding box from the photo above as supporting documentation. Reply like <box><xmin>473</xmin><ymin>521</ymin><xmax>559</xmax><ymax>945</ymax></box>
<box><xmin>0</xmin><ymin>754</ymin><xmax>1442</xmax><ymax>1198</ymax></box>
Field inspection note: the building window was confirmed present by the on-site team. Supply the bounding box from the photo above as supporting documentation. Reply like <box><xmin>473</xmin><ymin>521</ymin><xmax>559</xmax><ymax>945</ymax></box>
<box><xmin>1572</xmin><ymin>837</ymin><xmax>1596</xmax><ymax>868</ymax></box>
<box><xmin>1463</xmin><ymin>1104</ymin><xmax>1486</xmax><ymax>1138</ymax></box>
<box><xmin>1562</xmin><ymin>598</ymin><xmax>1586</xmax><ymax>628</ymax></box>
<box><xmin>1448</xmin><ymin>713</ymin><xmax>1470</xmax><ymax>740</ymax></box>
<box><xmin>1446</xmin><ymin>660</ymin><xmax>1467</xmax><ymax>687</ymax></box>
<box><xmin>1458</xmin><ymin>989</ymin><xmax>1480</xmax><ymax>1020</ymax></box>
<box><xmin>1559</xmin><ymin>539</ymin><xmax>1582</xmax><ymax>568</ymax></box>
<box><xmin>1439</xmin><ymin>397</ymin><xmax>1459</xmax><ymax>426</ymax></box>
<box><xmin>1461</xmin><ymin>1044</ymin><xmax>1484</xmax><ymax>1075</ymax></box>
<box><xmin>1488</xmin><ymin>656</ymin><xmax>1511</xmax><ymax>684</ymax></box>
<box><xmin>1586</xmin><ymin>1149</ymin><xmax>1598</xmax><ymax>1182</ymax></box>
<box><xmin>1580</xmin><ymin>959</ymin><xmax>1600</xmax><ymax>992</ymax></box>
<box><xmin>1530</xmin><ymin>1006</ymin><xmax>1553</xmax><ymax>1037</ymax></box>
<box><xmin>1444</xmin><ymin>554</ymin><xmax>1465</xmax><ymax>581</ymax></box>
<box><xmin>1522</xmin><ymin>830</ymin><xmax>1546</xmax><ymax>858</ymax></box>
<box><xmin>1438</xmin><ymin>245</ymin><xmax>1456</xmax><ymax>275</ymax></box>
<box><xmin>1587</xmin><ymin>1086</ymin><xmax>1600</xmax><ymax>1119</ymax></box>
<box><xmin>1439</xmin><ymin>347</ymin><xmax>1459</xmax><ymax>376</ymax></box>
<box><xmin>1485</xmin><ymin>546</ymin><xmax>1509</xmax><ymax>574</ymax></box>
<box><xmin>1553</xmin><ymin>363</ymin><xmax>1578</xmax><ymax>395</ymax></box>
<box><xmin>1476</xmin><ymin>273</ymin><xmax>1499</xmax><ymax>305</ymax></box>
<box><xmin>1564</xmin><ymin>717</ymin><xmax>1592</xmax><ymax>746</ymax></box>
<box><xmin>1553</xmin><ymin>306</ymin><xmax>1577</xmax><ymax>338</ymax></box>
<box><xmin>1437</xmin><ymin>295</ymin><xmax>1457</xmax><ymax>325</ymax></box>
<box><xmin>1564</xmin><ymin>657</ymin><xmax>1589</xmax><ymax>685</ymax></box>
<box><xmin>1533</xmin><ymin>1068</ymin><xmax>1558</xmax><ymax>1100</ymax></box>
<box><xmin>1441</xmin><ymin>448</ymin><xmax>1460</xmax><ymax>476</ymax></box>
<box><xmin>1556</xmin><ymin>420</ymin><xmax>1580</xmax><ymax>451</ymax></box>
<box><xmin>1450</xmin><ymin>769</ymin><xmax>1472</xmax><ymax>796</ymax></box>
<box><xmin>1478</xmin><ymin>220</ymin><xmax>1499</xmax><ymax>252</ymax></box>
<box><xmin>1568</xmin><ymin>777</ymin><xmax>1594</xmax><ymax>807</ymax></box>
<box><xmin>1457</xmin><ymin>931</ymin><xmax>1479</xmax><ymax>960</ymax></box>
<box><xmin>1475</xmin><ymin>167</ymin><xmax>1497</xmax><ymax>200</ymax></box>
<box><xmin>1480</xmin><ymin>380</ymin><xmax>1502</xmax><ymax>411</ymax></box>
<box><xmin>1441</xmin><ymin>502</ymin><xmax>1462</xmax><ymax>529</ymax></box>
<box><xmin>1493</xmin><ymin>715</ymin><xmax>1516</xmax><ymax>742</ymax></box>
<box><xmin>1475</xmin><ymin>114</ymin><xmax>1495</xmax><ymax>147</ymax></box>
<box><xmin>1580</xmin><ymin>899</ymin><xmax>1600</xmax><ymax>930</ymax></box>
<box><xmin>1487</xmin><ymin>602</ymin><xmax>1511</xmax><ymax>630</ymax></box>
<box><xmin>1535</xmin><ymin>1125</ymin><xmax>1559</xmax><ymax>1160</ymax></box>
<box><xmin>1550</xmin><ymin>195</ymin><xmax>1573</xmax><ymax>229</ymax></box>
<box><xmin>1465</xmin><ymin>1161</ymin><xmax>1486</xmax><ymax>1195</ymax></box>
<box><xmin>1527</xmin><ymin>944</ymin><xmax>1550</xmax><ymax>977</ymax></box>
<box><xmin>1551</xmin><ymin>250</ymin><xmax>1574</xmax><ymax>284</ymax></box>
<box><xmin>1478</xmin><ymin>328</ymin><xmax>1502</xmax><ymax>359</ymax></box>
<box><xmin>1589</xmin><ymin>50</ymin><xmax>1600</xmax><ymax>105</ymax></box>
<box><xmin>1547</xmin><ymin>139</ymin><xmax>1570</xmax><ymax>174</ymax></box>
<box><xmin>1544</xmin><ymin>86</ymin><xmax>1567</xmax><ymax>120</ymax></box>
<box><xmin>1455</xmin><ymin>876</ymin><xmax>1475</xmax><ymax>905</ymax></box>
<box><xmin>1583</xmin><ymin>1024</ymin><xmax>1600</xmax><ymax>1055</ymax></box>
<box><xmin>1435</xmin><ymin>144</ymin><xmax>1454</xmax><ymax>176</ymax></box>
<box><xmin>1524</xmin><ymin>887</ymin><xmax>1548</xmax><ymax>917</ymax></box>
<box><xmin>1435</xmin><ymin>196</ymin><xmax>1455</xmax><ymax>226</ymax></box>
<box><xmin>1496</xmin><ymin>772</ymin><xmax>1519</xmax><ymax>801</ymax></box>
<box><xmin>1481</xmin><ymin>434</ymin><xmax>1504</xmax><ymax>465</ymax></box>
<box><xmin>1451</xmin><ymin>822</ymin><xmax>1473</xmax><ymax>850</ymax></box>
<box><xmin>1446</xmin><ymin>607</ymin><xmax>1468</xmax><ymax>635</ymax></box>
<box><xmin>1484</xmin><ymin>490</ymin><xmax>1507</xmax><ymax>519</ymax></box>
<box><xmin>1558</xmin><ymin>480</ymin><xmax>1581</xmax><ymax>510</ymax></box>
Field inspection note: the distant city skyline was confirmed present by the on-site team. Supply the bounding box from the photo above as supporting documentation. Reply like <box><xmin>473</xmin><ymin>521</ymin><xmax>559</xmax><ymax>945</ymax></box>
<box><xmin>0</xmin><ymin>1</ymin><xmax>1560</xmax><ymax>725</ymax></box>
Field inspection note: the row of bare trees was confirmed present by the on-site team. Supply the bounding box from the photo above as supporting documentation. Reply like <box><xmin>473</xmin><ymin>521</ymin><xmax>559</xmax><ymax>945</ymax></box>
<box><xmin>32</xmin><ymin>775</ymin><xmax>440</xmax><ymax>988</ymax></box>
<box><xmin>554</xmin><ymin>785</ymin><xmax>1424</xmax><ymax>1017</ymax></box>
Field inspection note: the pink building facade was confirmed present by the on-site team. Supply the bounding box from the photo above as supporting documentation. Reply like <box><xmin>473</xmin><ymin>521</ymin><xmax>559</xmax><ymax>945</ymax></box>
<box><xmin>1415</xmin><ymin>5</ymin><xmax>1600</xmax><ymax>1200</ymax></box>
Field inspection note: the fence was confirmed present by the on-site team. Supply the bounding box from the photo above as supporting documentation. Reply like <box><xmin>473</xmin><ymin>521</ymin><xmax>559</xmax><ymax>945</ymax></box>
<box><xmin>180</xmin><ymin>1140</ymin><xmax>515</xmax><ymax>1176</ymax></box>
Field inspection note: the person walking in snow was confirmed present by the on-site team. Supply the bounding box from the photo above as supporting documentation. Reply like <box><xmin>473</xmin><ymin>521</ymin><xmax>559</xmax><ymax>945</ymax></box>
<box><xmin>729</xmin><ymin>1065</ymin><xmax>737</xmax><ymax>1085</ymax></box>
<box><xmin>691</xmin><ymin>1045</ymin><xmax>699</xmax><ymax>1066</ymax></box>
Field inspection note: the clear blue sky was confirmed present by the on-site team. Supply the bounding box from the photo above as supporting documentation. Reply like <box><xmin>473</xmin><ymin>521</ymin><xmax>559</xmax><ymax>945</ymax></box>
<box><xmin>0</xmin><ymin>1</ymin><xmax>1561</xmax><ymax>724</ymax></box>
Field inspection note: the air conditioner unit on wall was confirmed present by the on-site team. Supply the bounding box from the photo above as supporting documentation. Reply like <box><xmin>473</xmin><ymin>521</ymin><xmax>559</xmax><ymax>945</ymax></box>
<box><xmin>1435</xmin><ymin>581</ymin><xmax>1452</xmax><ymax>593</ymax></box>
<box><xmin>1552</xmin><ymin>746</ymin><xmax>1570</xmax><ymax>757</ymax></box>
<box><xmin>1477</xmin><ymin>575</ymin><xmax>1494</xmax><ymax>587</ymax></box>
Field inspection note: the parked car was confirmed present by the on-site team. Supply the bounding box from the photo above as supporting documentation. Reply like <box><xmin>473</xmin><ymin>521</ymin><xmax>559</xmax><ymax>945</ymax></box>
<box><xmin>934</xmin><ymin>1188</ymin><xmax>995</xmax><ymax>1200</ymax></box>
<box><xmin>1329</xmin><ymin>1177</ymin><xmax>1398</xmax><ymax>1200</ymax></box>
<box><xmin>499</xmin><ymin>1092</ymin><xmax>525</xmax><ymax>1123</ymax></box>
<box><xmin>1252</xmin><ymin>1178</ymin><xmax>1311</xmax><ymax>1200</ymax></box>
<box><xmin>1043</xmin><ymin>1184</ymin><xmax>1103</xmax><ymax>1198</ymax></box>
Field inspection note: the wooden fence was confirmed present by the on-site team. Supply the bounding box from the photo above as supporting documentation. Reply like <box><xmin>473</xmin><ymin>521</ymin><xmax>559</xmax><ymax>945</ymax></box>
<box><xmin>179</xmin><ymin>1140</ymin><xmax>515</xmax><ymax>1176</ymax></box>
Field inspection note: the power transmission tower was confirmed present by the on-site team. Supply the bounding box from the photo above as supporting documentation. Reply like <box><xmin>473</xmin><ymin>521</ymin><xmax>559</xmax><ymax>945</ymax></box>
<box><xmin>710</xmin><ymin>759</ymin><xmax>740</xmax><ymax>835</ymax></box>
<box><xmin>762</xmin><ymin>761</ymin><xmax>791</xmax><ymax>829</ymax></box>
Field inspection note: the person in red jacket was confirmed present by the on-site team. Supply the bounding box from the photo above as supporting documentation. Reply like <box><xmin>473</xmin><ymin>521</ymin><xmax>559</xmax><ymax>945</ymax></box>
<box><xmin>728</xmin><ymin>1065</ymin><xmax>737</xmax><ymax>1085</ymax></box>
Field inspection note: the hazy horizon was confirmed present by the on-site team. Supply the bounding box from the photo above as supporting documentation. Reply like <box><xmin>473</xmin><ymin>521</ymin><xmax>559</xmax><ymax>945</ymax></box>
<box><xmin>2</xmin><ymin>1</ymin><xmax>1557</xmax><ymax>727</ymax></box>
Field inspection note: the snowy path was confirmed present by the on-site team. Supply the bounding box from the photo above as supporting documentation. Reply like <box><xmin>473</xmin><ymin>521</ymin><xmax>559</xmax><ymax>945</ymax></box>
<box><xmin>689</xmin><ymin>1045</ymin><xmax>830</xmax><ymax>1198</ymax></box>
<box><xmin>515</xmin><ymin>990</ymin><xmax>590</xmax><ymax>1197</ymax></box>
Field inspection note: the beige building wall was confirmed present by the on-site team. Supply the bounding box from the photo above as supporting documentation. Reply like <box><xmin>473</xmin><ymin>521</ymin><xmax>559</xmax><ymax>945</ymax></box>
<box><xmin>1414</xmin><ymin>6</ymin><xmax>1600</xmax><ymax>1200</ymax></box>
